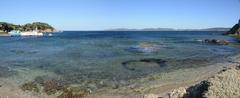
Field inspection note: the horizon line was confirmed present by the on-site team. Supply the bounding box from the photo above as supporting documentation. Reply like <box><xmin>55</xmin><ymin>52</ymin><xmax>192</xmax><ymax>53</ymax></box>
<box><xmin>60</xmin><ymin>27</ymin><xmax>231</xmax><ymax>31</ymax></box>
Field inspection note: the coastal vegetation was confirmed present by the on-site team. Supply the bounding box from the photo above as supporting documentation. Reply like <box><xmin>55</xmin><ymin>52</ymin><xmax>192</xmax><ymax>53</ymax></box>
<box><xmin>0</xmin><ymin>22</ymin><xmax>55</xmax><ymax>32</ymax></box>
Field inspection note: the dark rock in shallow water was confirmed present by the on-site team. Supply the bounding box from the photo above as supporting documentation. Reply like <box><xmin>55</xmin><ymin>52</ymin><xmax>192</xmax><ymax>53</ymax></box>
<box><xmin>204</xmin><ymin>39</ymin><xmax>229</xmax><ymax>45</ymax></box>
<box><xmin>122</xmin><ymin>58</ymin><xmax>167</xmax><ymax>71</ymax></box>
<box><xmin>139</xmin><ymin>59</ymin><xmax>167</xmax><ymax>65</ymax></box>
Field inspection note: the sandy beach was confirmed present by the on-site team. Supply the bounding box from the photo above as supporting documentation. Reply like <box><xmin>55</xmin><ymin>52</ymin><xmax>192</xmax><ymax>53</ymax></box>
<box><xmin>0</xmin><ymin>32</ymin><xmax>9</xmax><ymax>36</ymax></box>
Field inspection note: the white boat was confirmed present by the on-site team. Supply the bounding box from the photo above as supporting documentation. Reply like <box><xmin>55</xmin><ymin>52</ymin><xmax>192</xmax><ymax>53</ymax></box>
<box><xmin>8</xmin><ymin>30</ymin><xmax>21</xmax><ymax>36</ymax></box>
<box><xmin>21</xmin><ymin>31</ymin><xmax>43</xmax><ymax>36</ymax></box>
<box><xmin>8</xmin><ymin>27</ymin><xmax>43</xmax><ymax>36</ymax></box>
<box><xmin>21</xmin><ymin>27</ymin><xmax>43</xmax><ymax>36</ymax></box>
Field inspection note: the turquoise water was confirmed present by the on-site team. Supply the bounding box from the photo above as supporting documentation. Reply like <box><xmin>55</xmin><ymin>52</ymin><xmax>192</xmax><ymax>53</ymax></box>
<box><xmin>0</xmin><ymin>31</ymin><xmax>239</xmax><ymax>91</ymax></box>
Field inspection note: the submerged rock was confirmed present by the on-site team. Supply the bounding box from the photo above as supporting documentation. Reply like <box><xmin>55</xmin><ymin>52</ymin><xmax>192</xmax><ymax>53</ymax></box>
<box><xmin>21</xmin><ymin>78</ymin><xmax>64</xmax><ymax>95</ymax></box>
<box><xmin>20</xmin><ymin>81</ymin><xmax>40</xmax><ymax>92</ymax></box>
<box><xmin>21</xmin><ymin>76</ymin><xmax>93</xmax><ymax>97</ymax></box>
<box><xmin>43</xmin><ymin>79</ymin><xmax>64</xmax><ymax>95</ymax></box>
<box><xmin>57</xmin><ymin>87</ymin><xmax>91</xmax><ymax>98</ymax></box>
<box><xmin>122</xmin><ymin>58</ymin><xmax>167</xmax><ymax>71</ymax></box>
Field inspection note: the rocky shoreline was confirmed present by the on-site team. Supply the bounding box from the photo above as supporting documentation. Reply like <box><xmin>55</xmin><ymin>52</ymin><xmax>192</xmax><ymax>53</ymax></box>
<box><xmin>88</xmin><ymin>54</ymin><xmax>240</xmax><ymax>98</ymax></box>
<box><xmin>156</xmin><ymin>60</ymin><xmax>240</xmax><ymax>98</ymax></box>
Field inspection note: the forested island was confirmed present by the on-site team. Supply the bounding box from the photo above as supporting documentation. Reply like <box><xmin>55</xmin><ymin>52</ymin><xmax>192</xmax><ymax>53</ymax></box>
<box><xmin>0</xmin><ymin>22</ymin><xmax>55</xmax><ymax>33</ymax></box>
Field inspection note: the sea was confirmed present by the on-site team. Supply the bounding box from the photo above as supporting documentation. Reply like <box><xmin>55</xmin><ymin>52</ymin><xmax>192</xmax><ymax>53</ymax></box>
<box><xmin>0</xmin><ymin>31</ymin><xmax>239</xmax><ymax>94</ymax></box>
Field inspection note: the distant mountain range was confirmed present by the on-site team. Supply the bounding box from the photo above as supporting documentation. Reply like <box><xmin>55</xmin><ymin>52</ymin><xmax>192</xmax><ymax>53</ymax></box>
<box><xmin>105</xmin><ymin>27</ymin><xmax>230</xmax><ymax>31</ymax></box>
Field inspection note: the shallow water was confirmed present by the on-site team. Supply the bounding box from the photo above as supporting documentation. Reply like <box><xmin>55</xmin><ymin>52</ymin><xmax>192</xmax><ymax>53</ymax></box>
<box><xmin>0</xmin><ymin>31</ymin><xmax>239</xmax><ymax>92</ymax></box>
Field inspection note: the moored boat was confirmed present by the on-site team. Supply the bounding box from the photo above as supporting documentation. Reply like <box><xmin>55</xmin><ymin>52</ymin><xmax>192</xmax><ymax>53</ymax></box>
<box><xmin>8</xmin><ymin>27</ymin><xmax>43</xmax><ymax>36</ymax></box>
<box><xmin>20</xmin><ymin>31</ymin><xmax>43</xmax><ymax>36</ymax></box>
<box><xmin>8</xmin><ymin>30</ymin><xmax>43</xmax><ymax>36</ymax></box>
<box><xmin>8</xmin><ymin>30</ymin><xmax>21</xmax><ymax>36</ymax></box>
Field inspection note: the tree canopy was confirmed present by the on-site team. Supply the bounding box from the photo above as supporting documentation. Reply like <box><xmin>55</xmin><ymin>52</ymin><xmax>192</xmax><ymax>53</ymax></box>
<box><xmin>0</xmin><ymin>22</ymin><xmax>55</xmax><ymax>32</ymax></box>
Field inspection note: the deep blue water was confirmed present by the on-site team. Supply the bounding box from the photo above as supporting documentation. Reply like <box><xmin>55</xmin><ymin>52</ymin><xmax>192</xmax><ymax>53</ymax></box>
<box><xmin>0</xmin><ymin>31</ymin><xmax>239</xmax><ymax>89</ymax></box>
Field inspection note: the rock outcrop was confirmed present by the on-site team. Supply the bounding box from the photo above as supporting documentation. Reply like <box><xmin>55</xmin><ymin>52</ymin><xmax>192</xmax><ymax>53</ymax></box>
<box><xmin>122</xmin><ymin>58</ymin><xmax>167</xmax><ymax>71</ymax></box>
<box><xmin>158</xmin><ymin>65</ymin><xmax>240</xmax><ymax>98</ymax></box>
<box><xmin>223</xmin><ymin>19</ymin><xmax>240</xmax><ymax>35</ymax></box>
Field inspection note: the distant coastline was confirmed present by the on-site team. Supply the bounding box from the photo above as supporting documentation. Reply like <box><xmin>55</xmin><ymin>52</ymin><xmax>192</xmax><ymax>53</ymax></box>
<box><xmin>105</xmin><ymin>27</ymin><xmax>230</xmax><ymax>32</ymax></box>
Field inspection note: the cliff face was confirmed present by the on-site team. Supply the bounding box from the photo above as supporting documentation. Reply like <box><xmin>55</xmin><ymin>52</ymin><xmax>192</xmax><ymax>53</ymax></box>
<box><xmin>224</xmin><ymin>19</ymin><xmax>240</xmax><ymax>35</ymax></box>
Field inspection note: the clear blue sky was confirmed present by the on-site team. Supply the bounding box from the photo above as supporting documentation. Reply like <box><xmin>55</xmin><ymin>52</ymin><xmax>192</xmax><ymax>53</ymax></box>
<box><xmin>0</xmin><ymin>0</ymin><xmax>240</xmax><ymax>30</ymax></box>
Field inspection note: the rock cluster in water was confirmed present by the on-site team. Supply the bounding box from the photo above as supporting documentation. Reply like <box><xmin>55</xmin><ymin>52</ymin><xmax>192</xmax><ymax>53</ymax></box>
<box><xmin>20</xmin><ymin>76</ymin><xmax>91</xmax><ymax>98</ymax></box>
<box><xmin>204</xmin><ymin>39</ymin><xmax>229</xmax><ymax>45</ymax></box>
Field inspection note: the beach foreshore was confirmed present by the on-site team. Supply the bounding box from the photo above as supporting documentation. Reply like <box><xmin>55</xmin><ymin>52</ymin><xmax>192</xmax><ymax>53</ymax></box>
<box><xmin>0</xmin><ymin>55</ymin><xmax>239</xmax><ymax>98</ymax></box>
<box><xmin>0</xmin><ymin>32</ymin><xmax>9</xmax><ymax>36</ymax></box>
<box><xmin>85</xmin><ymin>55</ymin><xmax>240</xmax><ymax>98</ymax></box>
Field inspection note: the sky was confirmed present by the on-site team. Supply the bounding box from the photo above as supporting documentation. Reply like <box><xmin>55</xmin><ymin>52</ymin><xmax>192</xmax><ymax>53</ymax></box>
<box><xmin>0</xmin><ymin>0</ymin><xmax>240</xmax><ymax>30</ymax></box>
